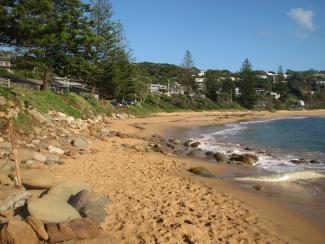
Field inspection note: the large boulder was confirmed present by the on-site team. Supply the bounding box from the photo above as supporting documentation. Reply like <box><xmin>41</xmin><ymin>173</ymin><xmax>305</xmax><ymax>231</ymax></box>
<box><xmin>80</xmin><ymin>192</ymin><xmax>111</xmax><ymax>225</ymax></box>
<box><xmin>28</xmin><ymin>196</ymin><xmax>81</xmax><ymax>224</ymax></box>
<box><xmin>47</xmin><ymin>218</ymin><xmax>99</xmax><ymax>243</ymax></box>
<box><xmin>29</xmin><ymin>109</ymin><xmax>49</xmax><ymax>124</ymax></box>
<box><xmin>230</xmin><ymin>154</ymin><xmax>258</xmax><ymax>165</ymax></box>
<box><xmin>17</xmin><ymin>149</ymin><xmax>34</xmax><ymax>162</ymax></box>
<box><xmin>131</xmin><ymin>143</ymin><xmax>149</xmax><ymax>152</ymax></box>
<box><xmin>26</xmin><ymin>216</ymin><xmax>48</xmax><ymax>240</ymax></box>
<box><xmin>0</xmin><ymin>174</ymin><xmax>14</xmax><ymax>186</ymax></box>
<box><xmin>47</xmin><ymin>223</ymin><xmax>76</xmax><ymax>243</ymax></box>
<box><xmin>48</xmin><ymin>145</ymin><xmax>65</xmax><ymax>155</ymax></box>
<box><xmin>0</xmin><ymin>187</ymin><xmax>31</xmax><ymax>212</ymax></box>
<box><xmin>27</xmin><ymin>189</ymin><xmax>47</xmax><ymax>201</ymax></box>
<box><xmin>0</xmin><ymin>216</ymin><xmax>39</xmax><ymax>244</ymax></box>
<box><xmin>71</xmin><ymin>138</ymin><xmax>88</xmax><ymax>149</ymax></box>
<box><xmin>187</xmin><ymin>149</ymin><xmax>207</xmax><ymax>159</ymax></box>
<box><xmin>68</xmin><ymin>190</ymin><xmax>89</xmax><ymax>211</ymax></box>
<box><xmin>32</xmin><ymin>152</ymin><xmax>47</xmax><ymax>162</ymax></box>
<box><xmin>44</xmin><ymin>153</ymin><xmax>60</xmax><ymax>163</ymax></box>
<box><xmin>153</xmin><ymin>143</ymin><xmax>168</xmax><ymax>155</ymax></box>
<box><xmin>170</xmin><ymin>139</ymin><xmax>182</xmax><ymax>145</ymax></box>
<box><xmin>0</xmin><ymin>142</ymin><xmax>12</xmax><ymax>151</ymax></box>
<box><xmin>190</xmin><ymin>142</ymin><xmax>201</xmax><ymax>147</ymax></box>
<box><xmin>46</xmin><ymin>181</ymin><xmax>91</xmax><ymax>202</ymax></box>
<box><xmin>213</xmin><ymin>152</ymin><xmax>228</xmax><ymax>163</ymax></box>
<box><xmin>21</xmin><ymin>170</ymin><xmax>53</xmax><ymax>189</ymax></box>
<box><xmin>188</xmin><ymin>167</ymin><xmax>216</xmax><ymax>178</ymax></box>
<box><xmin>0</xmin><ymin>160</ymin><xmax>14</xmax><ymax>175</ymax></box>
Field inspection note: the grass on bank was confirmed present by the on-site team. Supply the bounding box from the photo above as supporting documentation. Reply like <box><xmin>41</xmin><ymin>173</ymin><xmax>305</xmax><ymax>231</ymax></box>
<box><xmin>0</xmin><ymin>86</ymin><xmax>114</xmax><ymax>119</ymax></box>
<box><xmin>128</xmin><ymin>94</ymin><xmax>243</xmax><ymax>116</ymax></box>
<box><xmin>0</xmin><ymin>86</ymin><xmax>115</xmax><ymax>134</ymax></box>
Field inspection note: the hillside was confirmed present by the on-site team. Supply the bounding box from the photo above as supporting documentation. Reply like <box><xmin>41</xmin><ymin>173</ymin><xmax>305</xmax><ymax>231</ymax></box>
<box><xmin>0</xmin><ymin>87</ymin><xmax>114</xmax><ymax>134</ymax></box>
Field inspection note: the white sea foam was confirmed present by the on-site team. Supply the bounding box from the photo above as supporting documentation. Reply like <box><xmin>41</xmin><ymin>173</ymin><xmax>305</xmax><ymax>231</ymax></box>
<box><xmin>234</xmin><ymin>170</ymin><xmax>325</xmax><ymax>182</ymax></box>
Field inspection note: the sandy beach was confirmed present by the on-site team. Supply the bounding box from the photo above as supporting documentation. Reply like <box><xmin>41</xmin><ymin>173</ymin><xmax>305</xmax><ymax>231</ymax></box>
<box><xmin>52</xmin><ymin>110</ymin><xmax>325</xmax><ymax>243</ymax></box>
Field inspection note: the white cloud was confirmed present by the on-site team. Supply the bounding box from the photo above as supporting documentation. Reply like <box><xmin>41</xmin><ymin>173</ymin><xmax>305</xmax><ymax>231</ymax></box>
<box><xmin>287</xmin><ymin>8</ymin><xmax>315</xmax><ymax>32</ymax></box>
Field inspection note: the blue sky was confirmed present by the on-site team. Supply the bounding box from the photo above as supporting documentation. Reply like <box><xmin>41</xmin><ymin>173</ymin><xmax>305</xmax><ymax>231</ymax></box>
<box><xmin>110</xmin><ymin>0</ymin><xmax>325</xmax><ymax>72</ymax></box>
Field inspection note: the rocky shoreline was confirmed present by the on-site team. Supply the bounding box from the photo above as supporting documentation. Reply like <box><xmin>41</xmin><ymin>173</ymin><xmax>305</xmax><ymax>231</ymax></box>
<box><xmin>0</xmin><ymin>109</ymin><xmax>134</xmax><ymax>243</ymax></box>
<box><xmin>0</xmin><ymin>110</ymin><xmax>275</xmax><ymax>243</ymax></box>
<box><xmin>1</xmin><ymin>107</ymin><xmax>325</xmax><ymax>243</ymax></box>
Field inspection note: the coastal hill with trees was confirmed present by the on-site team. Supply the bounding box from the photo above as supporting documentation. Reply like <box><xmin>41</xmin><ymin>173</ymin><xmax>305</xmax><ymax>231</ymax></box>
<box><xmin>1</xmin><ymin>0</ymin><xmax>325</xmax><ymax>113</ymax></box>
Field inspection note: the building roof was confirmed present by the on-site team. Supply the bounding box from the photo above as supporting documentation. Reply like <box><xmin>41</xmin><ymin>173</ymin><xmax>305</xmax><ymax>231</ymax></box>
<box><xmin>53</xmin><ymin>77</ymin><xmax>86</xmax><ymax>88</ymax></box>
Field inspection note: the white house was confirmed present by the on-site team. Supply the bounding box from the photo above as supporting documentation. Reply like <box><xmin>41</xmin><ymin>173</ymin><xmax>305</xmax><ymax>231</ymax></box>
<box><xmin>266</xmin><ymin>72</ymin><xmax>290</xmax><ymax>83</ymax></box>
<box><xmin>149</xmin><ymin>83</ymin><xmax>167</xmax><ymax>93</ymax></box>
<box><xmin>235</xmin><ymin>87</ymin><xmax>241</xmax><ymax>96</ymax></box>
<box><xmin>317</xmin><ymin>80</ymin><xmax>325</xmax><ymax>86</ymax></box>
<box><xmin>195</xmin><ymin>77</ymin><xmax>207</xmax><ymax>90</ymax></box>
<box><xmin>258</xmin><ymin>74</ymin><xmax>268</xmax><ymax>79</ymax></box>
<box><xmin>195</xmin><ymin>77</ymin><xmax>206</xmax><ymax>83</ymax></box>
<box><xmin>198</xmin><ymin>70</ymin><xmax>205</xmax><ymax>77</ymax></box>
<box><xmin>168</xmin><ymin>82</ymin><xmax>185</xmax><ymax>95</ymax></box>
<box><xmin>270</xmin><ymin>92</ymin><xmax>281</xmax><ymax>100</ymax></box>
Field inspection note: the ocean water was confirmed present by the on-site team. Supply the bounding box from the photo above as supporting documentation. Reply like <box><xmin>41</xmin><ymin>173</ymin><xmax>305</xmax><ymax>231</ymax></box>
<box><xmin>195</xmin><ymin>117</ymin><xmax>325</xmax><ymax>173</ymax></box>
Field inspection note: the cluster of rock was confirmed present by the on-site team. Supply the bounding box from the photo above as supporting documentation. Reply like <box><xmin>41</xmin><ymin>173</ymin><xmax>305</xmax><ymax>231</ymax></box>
<box><xmin>290</xmin><ymin>158</ymin><xmax>321</xmax><ymax>165</ymax></box>
<box><xmin>0</xmin><ymin>177</ymin><xmax>111</xmax><ymax>243</ymax></box>
<box><xmin>0</xmin><ymin>99</ymin><xmax>130</xmax><ymax>243</ymax></box>
<box><xmin>128</xmin><ymin>135</ymin><xmax>259</xmax><ymax>166</ymax></box>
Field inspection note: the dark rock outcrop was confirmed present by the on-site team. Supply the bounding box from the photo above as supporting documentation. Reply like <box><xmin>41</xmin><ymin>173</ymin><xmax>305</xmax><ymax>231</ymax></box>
<box><xmin>213</xmin><ymin>152</ymin><xmax>228</xmax><ymax>163</ymax></box>
<box><xmin>230</xmin><ymin>154</ymin><xmax>258</xmax><ymax>165</ymax></box>
<box><xmin>188</xmin><ymin>167</ymin><xmax>216</xmax><ymax>178</ymax></box>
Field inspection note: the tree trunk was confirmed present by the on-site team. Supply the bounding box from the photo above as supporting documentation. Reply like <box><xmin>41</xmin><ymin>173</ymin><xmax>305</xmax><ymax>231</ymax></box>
<box><xmin>42</xmin><ymin>70</ymin><xmax>50</xmax><ymax>91</ymax></box>
<box><xmin>156</xmin><ymin>93</ymin><xmax>162</xmax><ymax>109</ymax></box>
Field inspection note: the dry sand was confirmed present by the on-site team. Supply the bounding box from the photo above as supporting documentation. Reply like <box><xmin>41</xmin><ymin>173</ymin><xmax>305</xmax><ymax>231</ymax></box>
<box><xmin>53</xmin><ymin>110</ymin><xmax>325</xmax><ymax>243</ymax></box>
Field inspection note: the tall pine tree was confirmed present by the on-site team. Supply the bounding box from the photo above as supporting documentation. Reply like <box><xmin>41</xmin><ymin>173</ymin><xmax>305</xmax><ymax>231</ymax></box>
<box><xmin>0</xmin><ymin>0</ymin><xmax>93</xmax><ymax>90</ymax></box>
<box><xmin>239</xmin><ymin>58</ymin><xmax>256</xmax><ymax>108</ymax></box>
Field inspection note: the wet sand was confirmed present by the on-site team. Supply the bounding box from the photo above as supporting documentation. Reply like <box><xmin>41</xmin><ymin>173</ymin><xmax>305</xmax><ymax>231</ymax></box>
<box><xmin>53</xmin><ymin>110</ymin><xmax>325</xmax><ymax>243</ymax></box>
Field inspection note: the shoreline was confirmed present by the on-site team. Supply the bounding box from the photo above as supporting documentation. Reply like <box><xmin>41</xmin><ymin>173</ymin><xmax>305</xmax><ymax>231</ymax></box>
<box><xmin>160</xmin><ymin>111</ymin><xmax>325</xmax><ymax>229</ymax></box>
<box><xmin>53</xmin><ymin>109</ymin><xmax>325</xmax><ymax>243</ymax></box>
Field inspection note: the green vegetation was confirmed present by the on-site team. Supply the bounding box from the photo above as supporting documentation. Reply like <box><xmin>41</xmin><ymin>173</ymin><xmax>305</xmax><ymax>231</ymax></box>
<box><xmin>1</xmin><ymin>1</ymin><xmax>325</xmax><ymax>111</ymax></box>
<box><xmin>128</xmin><ymin>94</ymin><xmax>241</xmax><ymax>116</ymax></box>
<box><xmin>13</xmin><ymin>111</ymin><xmax>34</xmax><ymax>134</ymax></box>
<box><xmin>0</xmin><ymin>86</ymin><xmax>113</xmax><ymax>119</ymax></box>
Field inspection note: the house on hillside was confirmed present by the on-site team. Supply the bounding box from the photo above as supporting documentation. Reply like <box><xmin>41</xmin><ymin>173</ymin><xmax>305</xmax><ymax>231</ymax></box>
<box><xmin>235</xmin><ymin>87</ymin><xmax>241</xmax><ymax>96</ymax></box>
<box><xmin>255</xmin><ymin>88</ymin><xmax>267</xmax><ymax>95</ymax></box>
<box><xmin>168</xmin><ymin>82</ymin><xmax>185</xmax><ymax>95</ymax></box>
<box><xmin>0</xmin><ymin>57</ymin><xmax>11</xmax><ymax>72</ymax></box>
<box><xmin>255</xmin><ymin>88</ymin><xmax>281</xmax><ymax>99</ymax></box>
<box><xmin>51</xmin><ymin>77</ymin><xmax>95</xmax><ymax>96</ymax></box>
<box><xmin>270</xmin><ymin>92</ymin><xmax>281</xmax><ymax>100</ymax></box>
<box><xmin>229</xmin><ymin>76</ymin><xmax>238</xmax><ymax>81</ymax></box>
<box><xmin>316</xmin><ymin>80</ymin><xmax>325</xmax><ymax>87</ymax></box>
<box><xmin>195</xmin><ymin>77</ymin><xmax>207</xmax><ymax>90</ymax></box>
<box><xmin>149</xmin><ymin>83</ymin><xmax>167</xmax><ymax>93</ymax></box>
<box><xmin>198</xmin><ymin>70</ymin><xmax>205</xmax><ymax>77</ymax></box>
<box><xmin>266</xmin><ymin>71</ymin><xmax>290</xmax><ymax>83</ymax></box>
<box><xmin>258</xmin><ymin>74</ymin><xmax>268</xmax><ymax>79</ymax></box>
<box><xmin>0</xmin><ymin>76</ymin><xmax>42</xmax><ymax>90</ymax></box>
